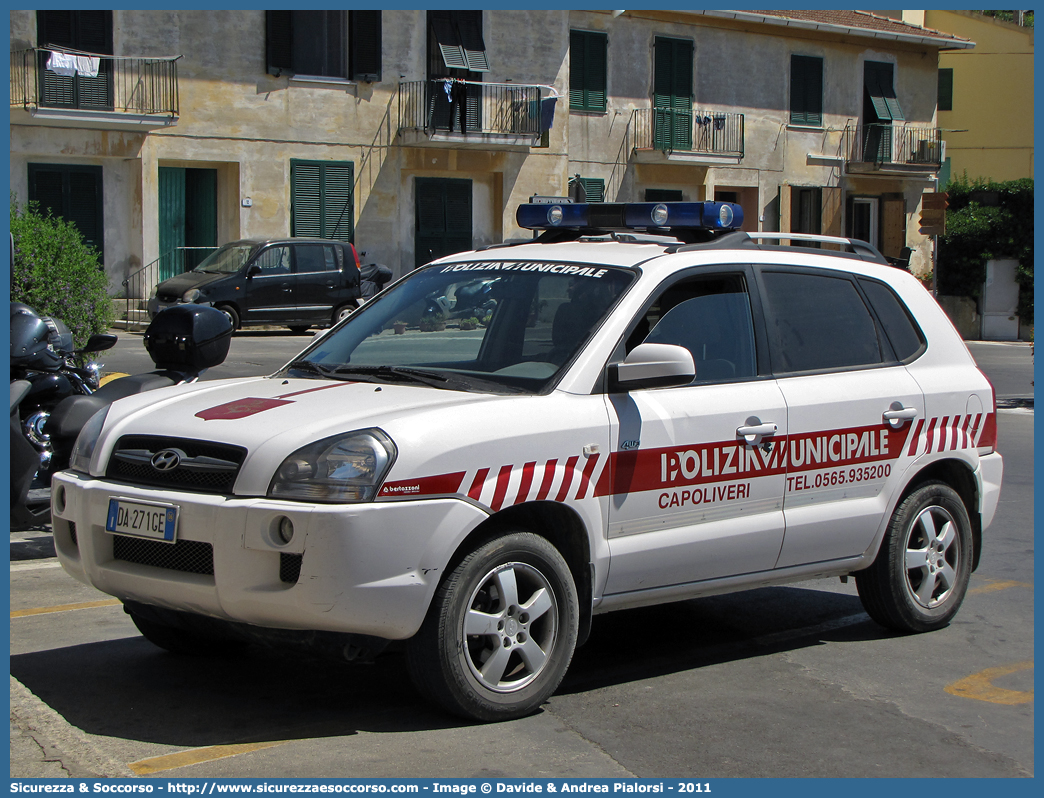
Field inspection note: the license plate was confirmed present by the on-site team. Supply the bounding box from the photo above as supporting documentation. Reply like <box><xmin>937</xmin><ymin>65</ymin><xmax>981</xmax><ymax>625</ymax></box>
<box><xmin>105</xmin><ymin>498</ymin><xmax>179</xmax><ymax>542</ymax></box>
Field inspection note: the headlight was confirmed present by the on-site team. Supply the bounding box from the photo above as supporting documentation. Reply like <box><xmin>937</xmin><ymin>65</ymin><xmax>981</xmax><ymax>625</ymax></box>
<box><xmin>268</xmin><ymin>429</ymin><xmax>396</xmax><ymax>503</ymax></box>
<box><xmin>69</xmin><ymin>406</ymin><xmax>109</xmax><ymax>474</ymax></box>
<box><xmin>182</xmin><ymin>288</ymin><xmax>202</xmax><ymax>302</ymax></box>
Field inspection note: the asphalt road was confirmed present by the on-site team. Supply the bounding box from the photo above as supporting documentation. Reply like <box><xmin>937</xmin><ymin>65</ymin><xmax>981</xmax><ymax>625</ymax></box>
<box><xmin>9</xmin><ymin>337</ymin><xmax>1034</xmax><ymax>779</ymax></box>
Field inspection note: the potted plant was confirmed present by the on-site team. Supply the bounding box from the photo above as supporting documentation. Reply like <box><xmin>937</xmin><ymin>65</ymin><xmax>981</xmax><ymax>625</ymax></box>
<box><xmin>459</xmin><ymin>316</ymin><xmax>479</xmax><ymax>331</ymax></box>
<box><xmin>418</xmin><ymin>311</ymin><xmax>446</xmax><ymax>332</ymax></box>
<box><xmin>392</xmin><ymin>320</ymin><xmax>408</xmax><ymax>335</ymax></box>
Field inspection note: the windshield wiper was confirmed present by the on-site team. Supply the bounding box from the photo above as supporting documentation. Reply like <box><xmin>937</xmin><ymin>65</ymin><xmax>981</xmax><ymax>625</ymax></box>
<box><xmin>331</xmin><ymin>365</ymin><xmax>452</xmax><ymax>387</ymax></box>
<box><xmin>284</xmin><ymin>359</ymin><xmax>349</xmax><ymax>380</ymax></box>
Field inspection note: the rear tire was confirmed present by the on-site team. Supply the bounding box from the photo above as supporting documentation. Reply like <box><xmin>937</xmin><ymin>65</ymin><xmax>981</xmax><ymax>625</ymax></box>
<box><xmin>407</xmin><ymin>532</ymin><xmax>579</xmax><ymax>722</ymax></box>
<box><xmin>332</xmin><ymin>303</ymin><xmax>355</xmax><ymax>326</ymax></box>
<box><xmin>288</xmin><ymin>325</ymin><xmax>310</xmax><ymax>334</ymax></box>
<box><xmin>856</xmin><ymin>481</ymin><xmax>973</xmax><ymax>633</ymax></box>
<box><xmin>216</xmin><ymin>304</ymin><xmax>240</xmax><ymax>331</ymax></box>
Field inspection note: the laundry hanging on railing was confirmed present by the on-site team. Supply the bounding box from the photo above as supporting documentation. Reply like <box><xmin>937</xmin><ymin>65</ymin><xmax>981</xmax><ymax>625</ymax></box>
<box><xmin>46</xmin><ymin>50</ymin><xmax>100</xmax><ymax>78</ymax></box>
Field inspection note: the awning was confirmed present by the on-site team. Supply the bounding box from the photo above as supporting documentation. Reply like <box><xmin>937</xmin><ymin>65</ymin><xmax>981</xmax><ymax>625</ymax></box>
<box><xmin>431</xmin><ymin>14</ymin><xmax>489</xmax><ymax>72</ymax></box>
<box><xmin>865</xmin><ymin>64</ymin><xmax>904</xmax><ymax>121</ymax></box>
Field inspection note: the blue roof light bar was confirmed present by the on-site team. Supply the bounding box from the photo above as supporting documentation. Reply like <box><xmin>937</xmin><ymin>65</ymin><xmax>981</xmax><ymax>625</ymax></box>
<box><xmin>516</xmin><ymin>201</ymin><xmax>744</xmax><ymax>232</ymax></box>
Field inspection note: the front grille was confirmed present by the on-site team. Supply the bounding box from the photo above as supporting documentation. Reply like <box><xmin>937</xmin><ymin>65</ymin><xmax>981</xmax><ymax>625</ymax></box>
<box><xmin>280</xmin><ymin>553</ymin><xmax>303</xmax><ymax>584</ymax></box>
<box><xmin>106</xmin><ymin>435</ymin><xmax>246</xmax><ymax>494</ymax></box>
<box><xmin>113</xmin><ymin>535</ymin><xmax>214</xmax><ymax>575</ymax></box>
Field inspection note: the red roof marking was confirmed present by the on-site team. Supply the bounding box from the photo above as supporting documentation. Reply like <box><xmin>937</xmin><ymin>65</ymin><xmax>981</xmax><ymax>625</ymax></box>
<box><xmin>491</xmin><ymin>465</ymin><xmax>513</xmax><ymax>512</ymax></box>
<box><xmin>514</xmin><ymin>462</ymin><xmax>536</xmax><ymax>506</ymax></box>
<box><xmin>277</xmin><ymin>383</ymin><xmax>356</xmax><ymax>399</ymax></box>
<box><xmin>535</xmin><ymin>460</ymin><xmax>557</xmax><ymax>500</ymax></box>
<box><xmin>555</xmin><ymin>456</ymin><xmax>579</xmax><ymax>502</ymax></box>
<box><xmin>575</xmin><ymin>453</ymin><xmax>601</xmax><ymax>500</ymax></box>
<box><xmin>468</xmin><ymin>468</ymin><xmax>489</xmax><ymax>502</ymax></box>
<box><xmin>195</xmin><ymin>397</ymin><xmax>294</xmax><ymax>421</ymax></box>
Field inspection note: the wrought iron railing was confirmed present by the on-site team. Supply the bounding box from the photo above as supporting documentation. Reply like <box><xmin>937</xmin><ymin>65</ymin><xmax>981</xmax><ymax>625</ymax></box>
<box><xmin>10</xmin><ymin>48</ymin><xmax>179</xmax><ymax>117</ymax></box>
<box><xmin>631</xmin><ymin>108</ymin><xmax>745</xmax><ymax>157</ymax></box>
<box><xmin>842</xmin><ymin>123</ymin><xmax>943</xmax><ymax>166</ymax></box>
<box><xmin>398</xmin><ymin>80</ymin><xmax>547</xmax><ymax>137</ymax></box>
<box><xmin>122</xmin><ymin>247</ymin><xmax>217</xmax><ymax>326</ymax></box>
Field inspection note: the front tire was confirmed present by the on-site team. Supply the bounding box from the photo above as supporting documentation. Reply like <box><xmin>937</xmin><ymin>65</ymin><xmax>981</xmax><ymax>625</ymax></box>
<box><xmin>407</xmin><ymin>532</ymin><xmax>579</xmax><ymax>722</ymax></box>
<box><xmin>216</xmin><ymin>304</ymin><xmax>240</xmax><ymax>331</ymax></box>
<box><xmin>856</xmin><ymin>481</ymin><xmax>973</xmax><ymax>633</ymax></box>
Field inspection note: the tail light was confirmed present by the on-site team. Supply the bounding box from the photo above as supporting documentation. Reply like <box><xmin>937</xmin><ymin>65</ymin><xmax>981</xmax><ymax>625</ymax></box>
<box><xmin>976</xmin><ymin>372</ymin><xmax>998</xmax><ymax>454</ymax></box>
<box><xmin>348</xmin><ymin>243</ymin><xmax>361</xmax><ymax>271</ymax></box>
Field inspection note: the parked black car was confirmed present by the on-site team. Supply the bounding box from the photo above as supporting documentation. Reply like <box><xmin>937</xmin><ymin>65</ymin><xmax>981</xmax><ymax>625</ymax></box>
<box><xmin>147</xmin><ymin>238</ymin><xmax>362</xmax><ymax>331</ymax></box>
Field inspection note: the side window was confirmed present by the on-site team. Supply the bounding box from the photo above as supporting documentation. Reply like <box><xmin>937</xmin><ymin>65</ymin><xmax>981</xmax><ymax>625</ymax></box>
<box><xmin>254</xmin><ymin>246</ymin><xmax>291</xmax><ymax>275</ymax></box>
<box><xmin>760</xmin><ymin>270</ymin><xmax>882</xmax><ymax>373</ymax></box>
<box><xmin>858</xmin><ymin>278</ymin><xmax>926</xmax><ymax>362</ymax></box>
<box><xmin>295</xmin><ymin>244</ymin><xmax>337</xmax><ymax>273</ymax></box>
<box><xmin>629</xmin><ymin>274</ymin><xmax>757</xmax><ymax>383</ymax></box>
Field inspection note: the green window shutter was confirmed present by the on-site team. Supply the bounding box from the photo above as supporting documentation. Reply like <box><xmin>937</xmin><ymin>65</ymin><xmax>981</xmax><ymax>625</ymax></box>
<box><xmin>790</xmin><ymin>55</ymin><xmax>823</xmax><ymax>126</ymax></box>
<box><xmin>938</xmin><ymin>68</ymin><xmax>953</xmax><ymax>112</ymax></box>
<box><xmin>349</xmin><ymin>11</ymin><xmax>381</xmax><ymax>81</ymax></box>
<box><xmin>580</xmin><ymin>178</ymin><xmax>605</xmax><ymax>203</ymax></box>
<box><xmin>570</xmin><ymin>30</ymin><xmax>607</xmax><ymax>112</ymax></box>
<box><xmin>653</xmin><ymin>37</ymin><xmax>693</xmax><ymax>150</ymax></box>
<box><xmin>291</xmin><ymin>160</ymin><xmax>354</xmax><ymax>242</ymax></box>
<box><xmin>28</xmin><ymin>163</ymin><xmax>104</xmax><ymax>262</ymax></box>
<box><xmin>431</xmin><ymin>13</ymin><xmax>468</xmax><ymax>70</ymax></box>
<box><xmin>865</xmin><ymin>61</ymin><xmax>904</xmax><ymax>122</ymax></box>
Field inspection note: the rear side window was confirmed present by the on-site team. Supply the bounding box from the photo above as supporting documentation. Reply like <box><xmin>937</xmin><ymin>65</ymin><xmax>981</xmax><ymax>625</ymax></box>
<box><xmin>858</xmin><ymin>278</ymin><xmax>926</xmax><ymax>362</ymax></box>
<box><xmin>759</xmin><ymin>270</ymin><xmax>882</xmax><ymax>373</ymax></box>
<box><xmin>296</xmin><ymin>244</ymin><xmax>338</xmax><ymax>273</ymax></box>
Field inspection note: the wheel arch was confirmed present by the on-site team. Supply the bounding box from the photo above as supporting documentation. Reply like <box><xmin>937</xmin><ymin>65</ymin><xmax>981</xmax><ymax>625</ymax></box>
<box><xmin>442</xmin><ymin>501</ymin><xmax>595</xmax><ymax>646</ymax></box>
<box><xmin>897</xmin><ymin>458</ymin><xmax>982</xmax><ymax>571</ymax></box>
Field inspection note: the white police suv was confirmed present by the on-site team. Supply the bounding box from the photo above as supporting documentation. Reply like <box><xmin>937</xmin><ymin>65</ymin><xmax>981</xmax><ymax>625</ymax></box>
<box><xmin>51</xmin><ymin>201</ymin><xmax>1002</xmax><ymax>721</ymax></box>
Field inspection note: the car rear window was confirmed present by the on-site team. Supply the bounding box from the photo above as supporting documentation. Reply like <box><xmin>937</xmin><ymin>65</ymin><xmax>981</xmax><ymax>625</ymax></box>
<box><xmin>858</xmin><ymin>278</ymin><xmax>926</xmax><ymax>363</ymax></box>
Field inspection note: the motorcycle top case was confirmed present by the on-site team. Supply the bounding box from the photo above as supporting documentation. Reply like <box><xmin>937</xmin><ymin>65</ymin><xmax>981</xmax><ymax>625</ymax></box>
<box><xmin>144</xmin><ymin>304</ymin><xmax>233</xmax><ymax>371</ymax></box>
<box><xmin>10</xmin><ymin>303</ymin><xmax>74</xmax><ymax>369</ymax></box>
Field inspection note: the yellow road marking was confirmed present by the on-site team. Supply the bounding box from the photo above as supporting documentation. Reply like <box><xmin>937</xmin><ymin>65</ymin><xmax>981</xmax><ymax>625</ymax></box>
<box><xmin>128</xmin><ymin>741</ymin><xmax>287</xmax><ymax>775</ymax></box>
<box><xmin>10</xmin><ymin>598</ymin><xmax>121</xmax><ymax>618</ymax></box>
<box><xmin>968</xmin><ymin>578</ymin><xmax>1031</xmax><ymax>595</ymax></box>
<box><xmin>99</xmin><ymin>372</ymin><xmax>130</xmax><ymax>386</ymax></box>
<box><xmin>945</xmin><ymin>662</ymin><xmax>1034</xmax><ymax>705</ymax></box>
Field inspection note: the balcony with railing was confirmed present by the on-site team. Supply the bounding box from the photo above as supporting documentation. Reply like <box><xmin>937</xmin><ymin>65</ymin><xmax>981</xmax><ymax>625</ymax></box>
<box><xmin>630</xmin><ymin>107</ymin><xmax>744</xmax><ymax>162</ymax></box>
<box><xmin>397</xmin><ymin>79</ymin><xmax>553</xmax><ymax>149</ymax></box>
<box><xmin>842</xmin><ymin>123</ymin><xmax>943</xmax><ymax>174</ymax></box>
<box><xmin>10</xmin><ymin>48</ymin><xmax>180</xmax><ymax>130</ymax></box>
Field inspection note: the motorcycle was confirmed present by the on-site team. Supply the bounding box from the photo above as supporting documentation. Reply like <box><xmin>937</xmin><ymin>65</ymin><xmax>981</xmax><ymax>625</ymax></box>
<box><xmin>424</xmin><ymin>278</ymin><xmax>497</xmax><ymax>325</ymax></box>
<box><xmin>10</xmin><ymin>303</ymin><xmax>233</xmax><ymax>529</ymax></box>
<box><xmin>357</xmin><ymin>259</ymin><xmax>394</xmax><ymax>306</ymax></box>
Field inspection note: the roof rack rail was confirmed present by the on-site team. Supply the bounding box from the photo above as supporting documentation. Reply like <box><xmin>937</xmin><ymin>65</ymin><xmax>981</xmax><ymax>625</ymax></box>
<box><xmin>673</xmin><ymin>231</ymin><xmax>889</xmax><ymax>264</ymax></box>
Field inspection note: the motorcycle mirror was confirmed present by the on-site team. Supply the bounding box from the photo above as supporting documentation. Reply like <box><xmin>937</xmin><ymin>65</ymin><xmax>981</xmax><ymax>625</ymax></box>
<box><xmin>79</xmin><ymin>333</ymin><xmax>118</xmax><ymax>354</ymax></box>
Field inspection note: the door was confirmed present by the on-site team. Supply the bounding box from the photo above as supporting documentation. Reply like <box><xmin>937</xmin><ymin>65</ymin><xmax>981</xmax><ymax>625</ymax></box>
<box><xmin>292</xmin><ymin>242</ymin><xmax>345</xmax><ymax>322</ymax></box>
<box><xmin>415</xmin><ymin>178</ymin><xmax>472</xmax><ymax>269</ymax></box>
<box><xmin>159</xmin><ymin>167</ymin><xmax>218</xmax><ymax>279</ymax></box>
<box><xmin>653</xmin><ymin>37</ymin><xmax>693</xmax><ymax>152</ymax></box>
<box><xmin>603</xmin><ymin>270</ymin><xmax>789</xmax><ymax>595</ymax></box>
<box><xmin>755</xmin><ymin>267</ymin><xmax>925</xmax><ymax>568</ymax></box>
<box><xmin>242</xmin><ymin>245</ymin><xmax>294</xmax><ymax>323</ymax></box>
<box><xmin>36</xmin><ymin>10</ymin><xmax>114</xmax><ymax>111</ymax></box>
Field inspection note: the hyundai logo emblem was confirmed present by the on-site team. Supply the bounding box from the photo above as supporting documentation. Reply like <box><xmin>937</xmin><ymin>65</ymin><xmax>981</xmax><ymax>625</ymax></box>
<box><xmin>150</xmin><ymin>449</ymin><xmax>183</xmax><ymax>472</ymax></box>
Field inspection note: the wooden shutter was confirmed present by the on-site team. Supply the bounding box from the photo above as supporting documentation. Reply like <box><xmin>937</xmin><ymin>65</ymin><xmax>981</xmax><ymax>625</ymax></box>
<box><xmin>570</xmin><ymin>30</ymin><xmax>607</xmax><ymax>112</ymax></box>
<box><xmin>266</xmin><ymin>11</ymin><xmax>294</xmax><ymax>75</ymax></box>
<box><xmin>28</xmin><ymin>164</ymin><xmax>103</xmax><ymax>261</ymax></box>
<box><xmin>654</xmin><ymin>37</ymin><xmax>693</xmax><ymax>150</ymax></box>
<box><xmin>291</xmin><ymin>161</ymin><xmax>322</xmax><ymax>237</ymax></box>
<box><xmin>790</xmin><ymin>55</ymin><xmax>823</xmax><ymax>126</ymax></box>
<box><xmin>455</xmin><ymin>11</ymin><xmax>488</xmax><ymax>72</ymax></box>
<box><xmin>350</xmin><ymin>11</ymin><xmax>381</xmax><ymax>81</ymax></box>
<box><xmin>322</xmin><ymin>162</ymin><xmax>354</xmax><ymax>242</ymax></box>
<box><xmin>938</xmin><ymin>68</ymin><xmax>953</xmax><ymax>112</ymax></box>
<box><xmin>291</xmin><ymin>160</ymin><xmax>354</xmax><ymax>242</ymax></box>
<box><xmin>415</xmin><ymin>178</ymin><xmax>472</xmax><ymax>269</ymax></box>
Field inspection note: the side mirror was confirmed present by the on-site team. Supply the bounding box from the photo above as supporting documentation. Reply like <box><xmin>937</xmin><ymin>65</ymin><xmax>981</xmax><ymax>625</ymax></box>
<box><xmin>80</xmin><ymin>333</ymin><xmax>118</xmax><ymax>354</ymax></box>
<box><xmin>246</xmin><ymin>263</ymin><xmax>262</xmax><ymax>278</ymax></box>
<box><xmin>610</xmin><ymin>343</ymin><xmax>695</xmax><ymax>391</ymax></box>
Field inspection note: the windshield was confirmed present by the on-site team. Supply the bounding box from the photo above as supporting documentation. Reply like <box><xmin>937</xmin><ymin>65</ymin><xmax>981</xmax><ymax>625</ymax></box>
<box><xmin>283</xmin><ymin>260</ymin><xmax>635</xmax><ymax>393</ymax></box>
<box><xmin>192</xmin><ymin>243</ymin><xmax>257</xmax><ymax>274</ymax></box>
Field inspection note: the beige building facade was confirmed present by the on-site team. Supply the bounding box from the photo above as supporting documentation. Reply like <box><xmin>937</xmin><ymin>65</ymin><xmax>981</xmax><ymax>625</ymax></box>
<box><xmin>10</xmin><ymin>9</ymin><xmax>970</xmax><ymax>305</ymax></box>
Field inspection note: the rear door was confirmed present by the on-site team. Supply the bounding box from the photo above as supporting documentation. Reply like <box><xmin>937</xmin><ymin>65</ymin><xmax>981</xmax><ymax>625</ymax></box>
<box><xmin>602</xmin><ymin>268</ymin><xmax>789</xmax><ymax>594</ymax></box>
<box><xmin>755</xmin><ymin>266</ymin><xmax>925</xmax><ymax>568</ymax></box>
<box><xmin>292</xmin><ymin>242</ymin><xmax>346</xmax><ymax>323</ymax></box>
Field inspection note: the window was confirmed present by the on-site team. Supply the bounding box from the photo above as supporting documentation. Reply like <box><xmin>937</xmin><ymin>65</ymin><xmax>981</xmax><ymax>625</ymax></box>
<box><xmin>654</xmin><ymin>37</ymin><xmax>693</xmax><ymax>150</ymax></box>
<box><xmin>28</xmin><ymin>163</ymin><xmax>104</xmax><ymax>262</ymax></box>
<box><xmin>429</xmin><ymin>11</ymin><xmax>488</xmax><ymax>72</ymax></box>
<box><xmin>645</xmin><ymin>189</ymin><xmax>683</xmax><ymax>202</ymax></box>
<box><xmin>938</xmin><ymin>67</ymin><xmax>953</xmax><ymax>112</ymax></box>
<box><xmin>571</xmin><ymin>177</ymin><xmax>605</xmax><ymax>203</ymax></box>
<box><xmin>629</xmin><ymin>274</ymin><xmax>757</xmax><ymax>384</ymax></box>
<box><xmin>864</xmin><ymin>61</ymin><xmax>903</xmax><ymax>122</ymax></box>
<box><xmin>295</xmin><ymin>244</ymin><xmax>339</xmax><ymax>274</ymax></box>
<box><xmin>858</xmin><ymin>279</ymin><xmax>926</xmax><ymax>362</ymax></box>
<box><xmin>570</xmin><ymin>30</ymin><xmax>607</xmax><ymax>112</ymax></box>
<box><xmin>290</xmin><ymin>160</ymin><xmax>354</xmax><ymax>242</ymax></box>
<box><xmin>254</xmin><ymin>246</ymin><xmax>291</xmax><ymax>275</ymax></box>
<box><xmin>760</xmin><ymin>270</ymin><xmax>883</xmax><ymax>373</ymax></box>
<box><xmin>266</xmin><ymin>11</ymin><xmax>381</xmax><ymax>81</ymax></box>
<box><xmin>790</xmin><ymin>55</ymin><xmax>823</xmax><ymax>126</ymax></box>
<box><xmin>792</xmin><ymin>187</ymin><xmax>822</xmax><ymax>237</ymax></box>
<box><xmin>36</xmin><ymin>10</ymin><xmax>113</xmax><ymax>110</ymax></box>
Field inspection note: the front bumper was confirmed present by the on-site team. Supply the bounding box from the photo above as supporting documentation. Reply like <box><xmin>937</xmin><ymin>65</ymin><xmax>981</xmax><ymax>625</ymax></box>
<box><xmin>50</xmin><ymin>471</ymin><xmax>488</xmax><ymax>640</ymax></box>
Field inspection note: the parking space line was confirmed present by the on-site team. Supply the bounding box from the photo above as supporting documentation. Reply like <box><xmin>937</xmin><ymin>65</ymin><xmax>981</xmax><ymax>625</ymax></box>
<box><xmin>128</xmin><ymin>741</ymin><xmax>287</xmax><ymax>775</ymax></box>
<box><xmin>11</xmin><ymin>598</ymin><xmax>122</xmax><ymax>618</ymax></box>
<box><xmin>968</xmin><ymin>578</ymin><xmax>1032</xmax><ymax>595</ymax></box>
<box><xmin>945</xmin><ymin>661</ymin><xmax>1034</xmax><ymax>705</ymax></box>
<box><xmin>10</xmin><ymin>560</ymin><xmax>64</xmax><ymax>572</ymax></box>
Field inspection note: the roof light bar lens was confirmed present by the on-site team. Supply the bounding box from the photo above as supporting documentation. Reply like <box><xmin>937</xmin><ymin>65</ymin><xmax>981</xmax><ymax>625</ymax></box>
<box><xmin>517</xmin><ymin>201</ymin><xmax>743</xmax><ymax>232</ymax></box>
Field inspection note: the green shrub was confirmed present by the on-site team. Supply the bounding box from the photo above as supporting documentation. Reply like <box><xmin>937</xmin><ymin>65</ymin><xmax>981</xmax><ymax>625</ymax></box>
<box><xmin>938</xmin><ymin>175</ymin><xmax>1033</xmax><ymax>324</ymax></box>
<box><xmin>10</xmin><ymin>196</ymin><xmax>115</xmax><ymax>347</ymax></box>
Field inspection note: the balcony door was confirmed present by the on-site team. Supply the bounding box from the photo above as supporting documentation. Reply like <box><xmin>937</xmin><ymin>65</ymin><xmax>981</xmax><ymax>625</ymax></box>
<box><xmin>427</xmin><ymin>11</ymin><xmax>487</xmax><ymax>133</ymax></box>
<box><xmin>653</xmin><ymin>37</ymin><xmax>693</xmax><ymax>152</ymax></box>
<box><xmin>36</xmin><ymin>10</ymin><xmax>113</xmax><ymax>111</ymax></box>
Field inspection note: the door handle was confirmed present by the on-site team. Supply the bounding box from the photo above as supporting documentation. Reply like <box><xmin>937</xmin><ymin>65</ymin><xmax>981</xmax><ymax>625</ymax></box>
<box><xmin>736</xmin><ymin>419</ymin><xmax>778</xmax><ymax>445</ymax></box>
<box><xmin>883</xmin><ymin>402</ymin><xmax>918</xmax><ymax>428</ymax></box>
